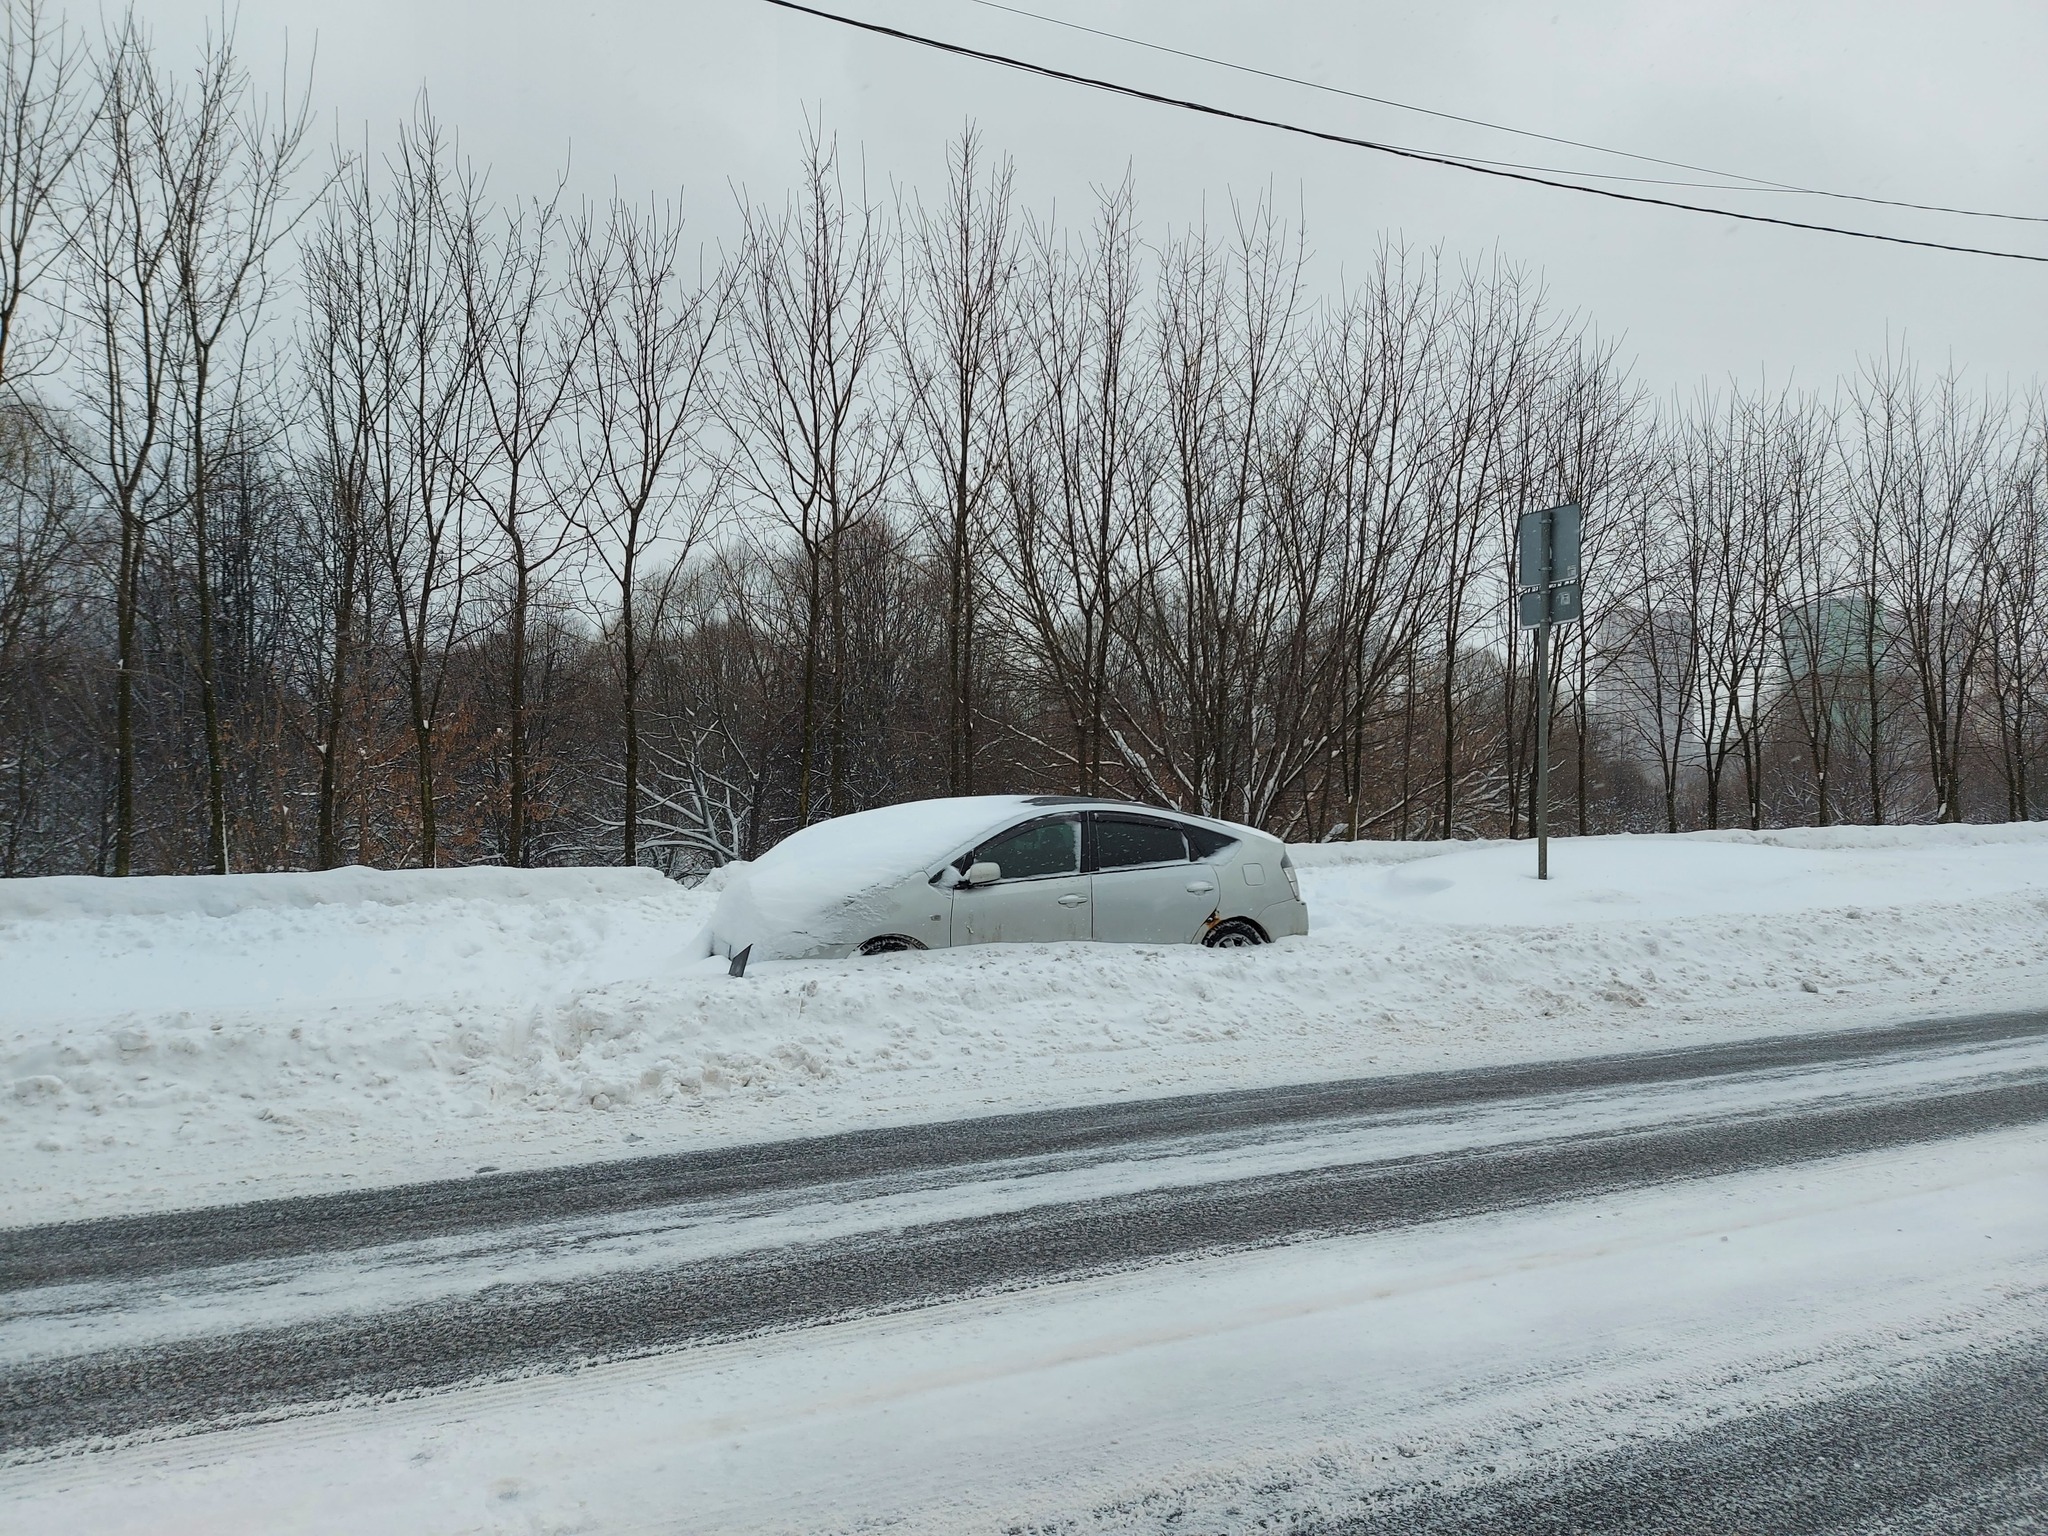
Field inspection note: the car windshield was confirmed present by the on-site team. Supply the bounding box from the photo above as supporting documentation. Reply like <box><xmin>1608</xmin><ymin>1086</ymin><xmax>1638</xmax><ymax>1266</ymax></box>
<box><xmin>976</xmin><ymin>818</ymin><xmax>1079</xmax><ymax>880</ymax></box>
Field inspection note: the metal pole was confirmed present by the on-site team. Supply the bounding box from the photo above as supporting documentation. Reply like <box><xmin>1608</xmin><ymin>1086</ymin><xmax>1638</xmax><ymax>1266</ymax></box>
<box><xmin>1535</xmin><ymin>615</ymin><xmax>1552</xmax><ymax>880</ymax></box>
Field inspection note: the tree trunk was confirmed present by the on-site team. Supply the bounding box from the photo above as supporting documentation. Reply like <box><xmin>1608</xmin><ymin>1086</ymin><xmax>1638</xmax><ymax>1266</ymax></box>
<box><xmin>950</xmin><ymin>484</ymin><xmax>973</xmax><ymax>795</ymax></box>
<box><xmin>795</xmin><ymin>544</ymin><xmax>821</xmax><ymax>824</ymax></box>
<box><xmin>619</xmin><ymin>563</ymin><xmax>640</xmax><ymax>866</ymax></box>
<box><xmin>507</xmin><ymin>554</ymin><xmax>529</xmax><ymax>864</ymax></box>
<box><xmin>113</xmin><ymin>509</ymin><xmax>140</xmax><ymax>876</ymax></box>
<box><xmin>1864</xmin><ymin>618</ymin><xmax>1885</xmax><ymax>825</ymax></box>
<box><xmin>189</xmin><ymin>375</ymin><xmax>229</xmax><ymax>875</ymax></box>
<box><xmin>316</xmin><ymin>520</ymin><xmax>357</xmax><ymax>869</ymax></box>
<box><xmin>828</xmin><ymin>521</ymin><xmax>848</xmax><ymax>819</ymax></box>
<box><xmin>409</xmin><ymin>650</ymin><xmax>438</xmax><ymax>866</ymax></box>
<box><xmin>1574</xmin><ymin>643</ymin><xmax>1590</xmax><ymax>837</ymax></box>
<box><xmin>1438</xmin><ymin>639</ymin><xmax>1457</xmax><ymax>839</ymax></box>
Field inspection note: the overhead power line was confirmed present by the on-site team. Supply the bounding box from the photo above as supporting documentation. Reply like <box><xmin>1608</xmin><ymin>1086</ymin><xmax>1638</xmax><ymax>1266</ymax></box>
<box><xmin>966</xmin><ymin>0</ymin><xmax>2048</xmax><ymax>227</ymax></box>
<box><xmin>757</xmin><ymin>0</ymin><xmax>2048</xmax><ymax>266</ymax></box>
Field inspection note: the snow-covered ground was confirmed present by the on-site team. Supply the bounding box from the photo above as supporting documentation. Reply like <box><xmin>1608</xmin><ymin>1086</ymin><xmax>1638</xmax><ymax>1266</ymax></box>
<box><xmin>5</xmin><ymin>823</ymin><xmax>2047</xmax><ymax>1223</ymax></box>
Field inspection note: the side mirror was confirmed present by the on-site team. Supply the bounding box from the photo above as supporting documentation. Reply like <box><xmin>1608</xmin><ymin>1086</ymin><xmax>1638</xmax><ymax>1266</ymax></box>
<box><xmin>963</xmin><ymin>860</ymin><xmax>1001</xmax><ymax>887</ymax></box>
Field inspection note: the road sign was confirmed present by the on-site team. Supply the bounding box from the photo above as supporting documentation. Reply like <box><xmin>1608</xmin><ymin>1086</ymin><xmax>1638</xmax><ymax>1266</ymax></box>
<box><xmin>1514</xmin><ymin>502</ymin><xmax>1584</xmax><ymax>880</ymax></box>
<box><xmin>1516</xmin><ymin>502</ymin><xmax>1582</xmax><ymax>629</ymax></box>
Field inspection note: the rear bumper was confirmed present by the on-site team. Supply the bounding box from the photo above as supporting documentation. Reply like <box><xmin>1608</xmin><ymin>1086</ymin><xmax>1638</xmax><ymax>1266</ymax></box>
<box><xmin>1255</xmin><ymin>897</ymin><xmax>1309</xmax><ymax>938</ymax></box>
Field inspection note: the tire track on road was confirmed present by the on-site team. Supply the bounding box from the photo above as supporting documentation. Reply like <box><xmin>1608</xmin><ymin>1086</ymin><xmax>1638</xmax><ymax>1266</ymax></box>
<box><xmin>1321</xmin><ymin>1332</ymin><xmax>2048</xmax><ymax>1534</ymax></box>
<box><xmin>7</xmin><ymin>1069</ymin><xmax>2046</xmax><ymax>1453</ymax></box>
<box><xmin>6</xmin><ymin>1006</ymin><xmax>2045</xmax><ymax>1290</ymax></box>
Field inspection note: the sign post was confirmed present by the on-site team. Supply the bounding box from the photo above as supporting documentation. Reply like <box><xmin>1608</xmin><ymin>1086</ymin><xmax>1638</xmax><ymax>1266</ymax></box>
<box><xmin>1515</xmin><ymin>503</ymin><xmax>1583</xmax><ymax>881</ymax></box>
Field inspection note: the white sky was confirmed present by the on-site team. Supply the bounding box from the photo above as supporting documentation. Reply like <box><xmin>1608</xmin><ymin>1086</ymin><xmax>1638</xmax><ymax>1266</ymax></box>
<box><xmin>141</xmin><ymin>0</ymin><xmax>2048</xmax><ymax>396</ymax></box>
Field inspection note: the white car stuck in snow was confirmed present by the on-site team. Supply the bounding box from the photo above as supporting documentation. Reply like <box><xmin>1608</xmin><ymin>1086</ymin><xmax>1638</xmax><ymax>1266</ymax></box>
<box><xmin>702</xmin><ymin>795</ymin><xmax>1308</xmax><ymax>962</ymax></box>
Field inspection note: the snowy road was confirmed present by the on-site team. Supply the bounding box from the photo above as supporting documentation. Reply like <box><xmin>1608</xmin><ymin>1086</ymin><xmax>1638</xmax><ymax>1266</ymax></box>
<box><xmin>1325</xmin><ymin>1340</ymin><xmax>2048</xmax><ymax>1533</ymax></box>
<box><xmin>5</xmin><ymin>1006</ymin><xmax>2048</xmax><ymax>1530</ymax></box>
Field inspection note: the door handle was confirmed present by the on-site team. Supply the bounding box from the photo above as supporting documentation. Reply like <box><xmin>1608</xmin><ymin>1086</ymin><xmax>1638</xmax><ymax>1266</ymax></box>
<box><xmin>1185</xmin><ymin>882</ymin><xmax>1215</xmax><ymax>894</ymax></box>
<box><xmin>1057</xmin><ymin>894</ymin><xmax>1089</xmax><ymax>906</ymax></box>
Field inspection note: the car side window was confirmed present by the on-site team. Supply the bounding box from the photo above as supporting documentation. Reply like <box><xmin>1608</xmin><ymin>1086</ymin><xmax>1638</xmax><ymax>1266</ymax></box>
<box><xmin>1183</xmin><ymin>824</ymin><xmax>1239</xmax><ymax>860</ymax></box>
<box><xmin>974</xmin><ymin>817</ymin><xmax>1080</xmax><ymax>880</ymax></box>
<box><xmin>1093</xmin><ymin>815</ymin><xmax>1189</xmax><ymax>870</ymax></box>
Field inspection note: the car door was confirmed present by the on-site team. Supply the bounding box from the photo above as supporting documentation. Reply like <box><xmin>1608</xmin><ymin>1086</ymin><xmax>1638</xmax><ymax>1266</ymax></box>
<box><xmin>1087</xmin><ymin>814</ymin><xmax>1218</xmax><ymax>944</ymax></box>
<box><xmin>948</xmin><ymin>815</ymin><xmax>1092</xmax><ymax>946</ymax></box>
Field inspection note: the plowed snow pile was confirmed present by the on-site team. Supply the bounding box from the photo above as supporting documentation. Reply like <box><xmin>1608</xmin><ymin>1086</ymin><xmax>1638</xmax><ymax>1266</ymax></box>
<box><xmin>5</xmin><ymin>824</ymin><xmax>2046</xmax><ymax>1220</ymax></box>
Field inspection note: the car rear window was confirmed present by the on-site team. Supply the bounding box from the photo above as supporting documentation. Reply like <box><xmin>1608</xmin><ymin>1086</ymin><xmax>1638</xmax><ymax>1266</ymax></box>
<box><xmin>1093</xmin><ymin>816</ymin><xmax>1188</xmax><ymax>870</ymax></box>
<box><xmin>1183</xmin><ymin>824</ymin><xmax>1239</xmax><ymax>859</ymax></box>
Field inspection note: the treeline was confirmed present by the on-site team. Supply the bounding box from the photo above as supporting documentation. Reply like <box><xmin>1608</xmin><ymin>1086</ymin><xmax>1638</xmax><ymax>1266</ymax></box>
<box><xmin>1</xmin><ymin>6</ymin><xmax>2044</xmax><ymax>878</ymax></box>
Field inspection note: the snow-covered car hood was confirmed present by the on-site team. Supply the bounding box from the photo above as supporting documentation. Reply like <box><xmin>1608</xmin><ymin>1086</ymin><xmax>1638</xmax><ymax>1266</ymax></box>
<box><xmin>704</xmin><ymin>796</ymin><xmax>1041</xmax><ymax>960</ymax></box>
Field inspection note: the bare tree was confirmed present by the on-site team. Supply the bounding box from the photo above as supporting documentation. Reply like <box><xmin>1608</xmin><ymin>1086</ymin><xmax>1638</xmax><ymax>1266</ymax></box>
<box><xmin>1684</xmin><ymin>388</ymin><xmax>1795</xmax><ymax>830</ymax></box>
<box><xmin>1113</xmin><ymin>199</ymin><xmax>1338</xmax><ymax>824</ymax></box>
<box><xmin>1313</xmin><ymin>244</ymin><xmax>1449</xmax><ymax>840</ymax></box>
<box><xmin>1858</xmin><ymin>360</ymin><xmax>2001</xmax><ymax>823</ymax></box>
<box><xmin>455</xmin><ymin>184</ymin><xmax>591</xmax><ymax>865</ymax></box>
<box><xmin>0</xmin><ymin>0</ymin><xmax>89</xmax><ymax>391</ymax></box>
<box><xmin>1607</xmin><ymin>430</ymin><xmax>1703</xmax><ymax>834</ymax></box>
<box><xmin>1430</xmin><ymin>260</ymin><xmax>1557</xmax><ymax>838</ymax></box>
<box><xmin>570</xmin><ymin>194</ymin><xmax>729</xmax><ymax>865</ymax></box>
<box><xmin>1840</xmin><ymin>357</ymin><xmax>1912</xmax><ymax>824</ymax></box>
<box><xmin>296</xmin><ymin>148</ymin><xmax>387</xmax><ymax>868</ymax></box>
<box><xmin>373</xmin><ymin>106</ymin><xmax>484</xmax><ymax>867</ymax></box>
<box><xmin>0</xmin><ymin>1</ymin><xmax>84</xmax><ymax>862</ymax></box>
<box><xmin>65</xmin><ymin>18</ymin><xmax>185</xmax><ymax>874</ymax></box>
<box><xmin>896</xmin><ymin>127</ymin><xmax>1016</xmax><ymax>796</ymax></box>
<box><xmin>1979</xmin><ymin>431</ymin><xmax>2044</xmax><ymax>819</ymax></box>
<box><xmin>725</xmin><ymin>127</ymin><xmax>897</xmax><ymax>823</ymax></box>
<box><xmin>1532</xmin><ymin>337</ymin><xmax>1646</xmax><ymax>836</ymax></box>
<box><xmin>153</xmin><ymin>19</ymin><xmax>313</xmax><ymax>872</ymax></box>
<box><xmin>1775</xmin><ymin>395</ymin><xmax>1851</xmax><ymax>825</ymax></box>
<box><xmin>0</xmin><ymin>404</ymin><xmax>67</xmax><ymax>677</ymax></box>
<box><xmin>992</xmin><ymin>179</ymin><xmax>1151</xmax><ymax>794</ymax></box>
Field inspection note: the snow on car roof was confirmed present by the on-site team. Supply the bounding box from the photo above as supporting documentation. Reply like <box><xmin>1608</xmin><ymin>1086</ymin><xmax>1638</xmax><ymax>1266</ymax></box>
<box><xmin>745</xmin><ymin>794</ymin><xmax>1032</xmax><ymax>901</ymax></box>
<box><xmin>731</xmin><ymin>797</ymin><xmax>1041</xmax><ymax>939</ymax></box>
<box><xmin>752</xmin><ymin>796</ymin><xmax>1041</xmax><ymax>877</ymax></box>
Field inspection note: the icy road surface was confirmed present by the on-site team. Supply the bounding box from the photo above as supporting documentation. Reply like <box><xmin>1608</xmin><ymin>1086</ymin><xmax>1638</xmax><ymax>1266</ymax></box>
<box><xmin>3</xmin><ymin>1008</ymin><xmax>2045</xmax><ymax>1530</ymax></box>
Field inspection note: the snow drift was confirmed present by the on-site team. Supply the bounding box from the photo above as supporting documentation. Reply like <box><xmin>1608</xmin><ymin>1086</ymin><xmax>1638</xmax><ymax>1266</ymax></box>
<box><xmin>4</xmin><ymin>822</ymin><xmax>2047</xmax><ymax>1221</ymax></box>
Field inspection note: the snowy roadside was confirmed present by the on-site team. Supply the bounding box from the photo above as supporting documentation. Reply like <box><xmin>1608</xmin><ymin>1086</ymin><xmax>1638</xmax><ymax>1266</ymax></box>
<box><xmin>4</xmin><ymin>824</ymin><xmax>2047</xmax><ymax>1223</ymax></box>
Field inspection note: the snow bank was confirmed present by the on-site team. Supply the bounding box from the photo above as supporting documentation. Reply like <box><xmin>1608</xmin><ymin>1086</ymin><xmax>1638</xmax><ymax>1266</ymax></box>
<box><xmin>1310</xmin><ymin>823</ymin><xmax>2048</xmax><ymax>925</ymax></box>
<box><xmin>0</xmin><ymin>864</ymin><xmax>668</xmax><ymax>923</ymax></box>
<box><xmin>1288</xmin><ymin>819</ymin><xmax>2048</xmax><ymax>868</ymax></box>
<box><xmin>0</xmin><ymin>865</ymin><xmax>686</xmax><ymax>1028</ymax></box>
<box><xmin>1289</xmin><ymin>837</ymin><xmax>1520</xmax><ymax>869</ymax></box>
<box><xmin>1693</xmin><ymin>821</ymin><xmax>2048</xmax><ymax>851</ymax></box>
<box><xmin>5</xmin><ymin>823</ymin><xmax>2047</xmax><ymax>1221</ymax></box>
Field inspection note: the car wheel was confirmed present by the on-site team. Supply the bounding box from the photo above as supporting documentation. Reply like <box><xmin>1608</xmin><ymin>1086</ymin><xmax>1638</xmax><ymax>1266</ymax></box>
<box><xmin>856</xmin><ymin>934</ymin><xmax>928</xmax><ymax>956</ymax></box>
<box><xmin>1202</xmin><ymin>918</ymin><xmax>1268</xmax><ymax>949</ymax></box>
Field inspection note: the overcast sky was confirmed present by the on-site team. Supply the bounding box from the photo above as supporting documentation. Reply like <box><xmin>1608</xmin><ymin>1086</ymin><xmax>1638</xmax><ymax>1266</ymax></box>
<box><xmin>144</xmin><ymin>0</ymin><xmax>2048</xmax><ymax>396</ymax></box>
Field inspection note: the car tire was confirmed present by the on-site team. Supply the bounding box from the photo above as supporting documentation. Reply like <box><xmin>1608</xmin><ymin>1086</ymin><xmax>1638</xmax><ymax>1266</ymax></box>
<box><xmin>1201</xmin><ymin>918</ymin><xmax>1268</xmax><ymax>949</ymax></box>
<box><xmin>856</xmin><ymin>934</ymin><xmax>928</xmax><ymax>956</ymax></box>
